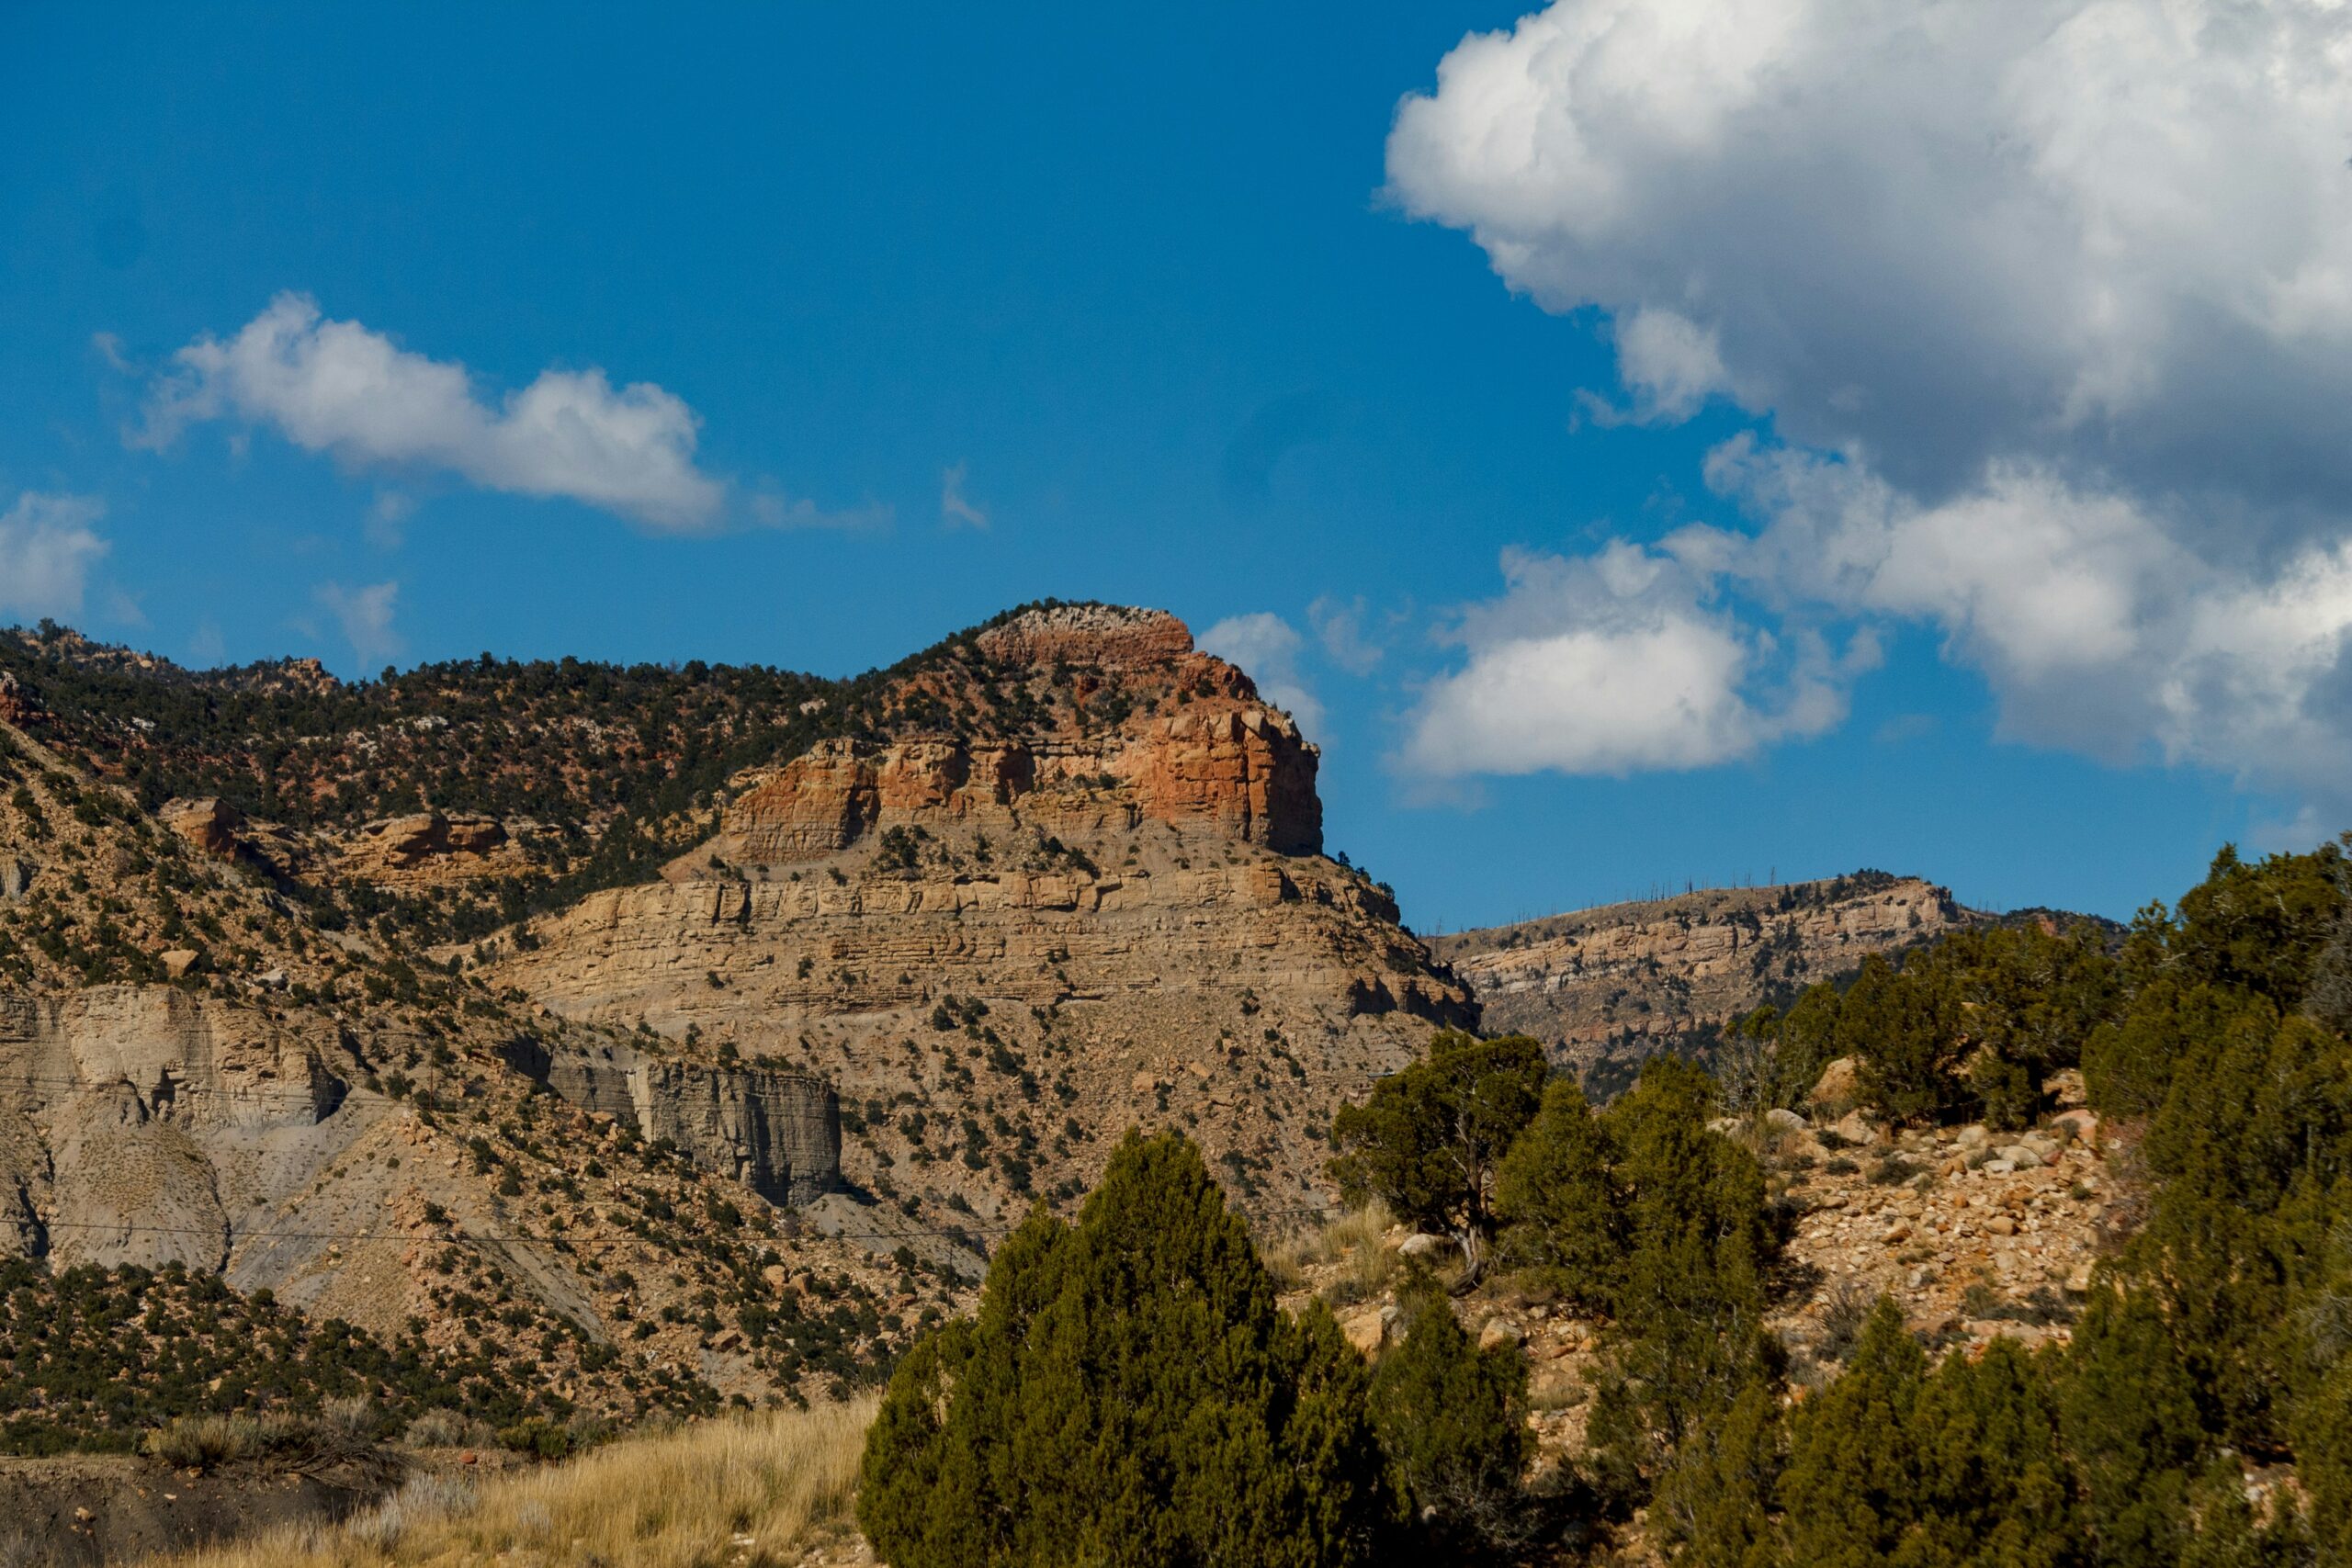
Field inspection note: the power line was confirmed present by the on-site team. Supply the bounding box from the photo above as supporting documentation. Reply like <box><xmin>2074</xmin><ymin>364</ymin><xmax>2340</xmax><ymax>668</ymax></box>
<box><xmin>13</xmin><ymin>1200</ymin><xmax>1353</xmax><ymax>1251</ymax></box>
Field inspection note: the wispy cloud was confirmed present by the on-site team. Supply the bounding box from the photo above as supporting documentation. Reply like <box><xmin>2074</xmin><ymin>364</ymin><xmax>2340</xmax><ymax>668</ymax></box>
<box><xmin>940</xmin><ymin>461</ymin><xmax>989</xmax><ymax>529</ymax></box>
<box><xmin>89</xmin><ymin>331</ymin><xmax>133</xmax><ymax>374</ymax></box>
<box><xmin>0</xmin><ymin>493</ymin><xmax>108</xmax><ymax>624</ymax></box>
<box><xmin>751</xmin><ymin>486</ymin><xmax>893</xmax><ymax>532</ymax></box>
<box><xmin>1308</xmin><ymin>595</ymin><xmax>1385</xmax><ymax>676</ymax></box>
<box><xmin>135</xmin><ymin>293</ymin><xmax>724</xmax><ymax>530</ymax></box>
<box><xmin>315</xmin><ymin>579</ymin><xmax>402</xmax><ymax>669</ymax></box>
<box><xmin>1221</xmin><ymin>391</ymin><xmax>1339</xmax><ymax>508</ymax></box>
<box><xmin>366</xmin><ymin>489</ymin><xmax>416</xmax><ymax>549</ymax></box>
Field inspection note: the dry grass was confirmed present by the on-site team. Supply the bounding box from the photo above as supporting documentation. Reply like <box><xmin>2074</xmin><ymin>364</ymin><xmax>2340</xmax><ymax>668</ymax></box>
<box><xmin>1261</xmin><ymin>1201</ymin><xmax>1398</xmax><ymax>1305</ymax></box>
<box><xmin>164</xmin><ymin>1396</ymin><xmax>879</xmax><ymax>1568</ymax></box>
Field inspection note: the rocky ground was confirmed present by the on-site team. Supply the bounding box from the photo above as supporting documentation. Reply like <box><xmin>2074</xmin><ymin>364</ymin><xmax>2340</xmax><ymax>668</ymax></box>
<box><xmin>0</xmin><ymin>1441</ymin><xmax>532</xmax><ymax>1566</ymax></box>
<box><xmin>1277</xmin><ymin>1066</ymin><xmax>2118</xmax><ymax>1497</ymax></box>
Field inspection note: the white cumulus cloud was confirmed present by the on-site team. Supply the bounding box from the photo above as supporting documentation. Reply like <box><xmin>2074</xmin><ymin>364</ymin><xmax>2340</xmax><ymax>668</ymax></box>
<box><xmin>0</xmin><ymin>493</ymin><xmax>108</xmax><ymax>624</ymax></box>
<box><xmin>1402</xmin><ymin>542</ymin><xmax>1871</xmax><ymax>777</ymax></box>
<box><xmin>137</xmin><ymin>294</ymin><xmax>723</xmax><ymax>530</ymax></box>
<box><xmin>1389</xmin><ymin>0</ymin><xmax>2352</xmax><ymax>811</ymax></box>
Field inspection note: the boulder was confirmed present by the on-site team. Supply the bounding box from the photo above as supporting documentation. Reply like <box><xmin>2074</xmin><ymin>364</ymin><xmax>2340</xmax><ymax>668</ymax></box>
<box><xmin>1765</xmin><ymin>1107</ymin><xmax>1808</xmax><ymax>1134</ymax></box>
<box><xmin>1478</xmin><ymin>1318</ymin><xmax>1524</xmax><ymax>1353</ymax></box>
<box><xmin>1832</xmin><ymin>1109</ymin><xmax>1882</xmax><ymax>1146</ymax></box>
<box><xmin>158</xmin><ymin>796</ymin><xmax>244</xmax><ymax>860</ymax></box>
<box><xmin>2051</xmin><ymin>1109</ymin><xmax>2099</xmax><ymax>1144</ymax></box>
<box><xmin>1396</xmin><ymin>1233</ymin><xmax>1449</xmax><ymax>1263</ymax></box>
<box><xmin>1955</xmin><ymin>1124</ymin><xmax>1990</xmax><ymax>1151</ymax></box>
<box><xmin>1810</xmin><ymin>1055</ymin><xmax>1863</xmax><ymax>1111</ymax></box>
<box><xmin>0</xmin><ymin>856</ymin><xmax>31</xmax><ymax>901</ymax></box>
<box><xmin>160</xmin><ymin>949</ymin><xmax>200</xmax><ymax>979</ymax></box>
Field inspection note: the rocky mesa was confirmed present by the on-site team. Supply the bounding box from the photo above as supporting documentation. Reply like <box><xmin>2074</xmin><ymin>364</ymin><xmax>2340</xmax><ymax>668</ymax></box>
<box><xmin>492</xmin><ymin>604</ymin><xmax>1472</xmax><ymax>1229</ymax></box>
<box><xmin>1433</xmin><ymin>872</ymin><xmax>1972</xmax><ymax>1090</ymax></box>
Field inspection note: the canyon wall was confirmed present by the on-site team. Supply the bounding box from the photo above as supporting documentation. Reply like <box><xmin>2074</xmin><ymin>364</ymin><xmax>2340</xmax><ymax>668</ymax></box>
<box><xmin>1433</xmin><ymin>874</ymin><xmax>1970</xmax><ymax>1085</ymax></box>
<box><xmin>504</xmin><ymin>1037</ymin><xmax>840</xmax><ymax>1207</ymax></box>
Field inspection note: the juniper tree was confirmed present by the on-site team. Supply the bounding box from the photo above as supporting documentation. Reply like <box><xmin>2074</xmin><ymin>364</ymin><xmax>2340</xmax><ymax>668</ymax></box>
<box><xmin>858</xmin><ymin>1131</ymin><xmax>1398</xmax><ymax>1568</ymax></box>
<box><xmin>1838</xmin><ymin>953</ymin><xmax>1964</xmax><ymax>1125</ymax></box>
<box><xmin>1328</xmin><ymin>1030</ymin><xmax>1547</xmax><ymax>1274</ymax></box>
<box><xmin>1367</xmin><ymin>1269</ymin><xmax>1535</xmax><ymax>1560</ymax></box>
<box><xmin>1492</xmin><ymin>1076</ymin><xmax>1625</xmax><ymax>1313</ymax></box>
<box><xmin>1577</xmin><ymin>1058</ymin><xmax>1779</xmax><ymax>1505</ymax></box>
<box><xmin>1773</xmin><ymin>1299</ymin><xmax>1928</xmax><ymax>1568</ymax></box>
<box><xmin>2059</xmin><ymin>1287</ymin><xmax>2202</xmax><ymax>1568</ymax></box>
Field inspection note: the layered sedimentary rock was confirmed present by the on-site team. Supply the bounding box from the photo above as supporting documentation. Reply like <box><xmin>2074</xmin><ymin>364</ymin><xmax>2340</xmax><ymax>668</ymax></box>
<box><xmin>335</xmin><ymin>809</ymin><xmax>527</xmax><ymax>885</ymax></box>
<box><xmin>1432</xmin><ymin>874</ymin><xmax>1970</xmax><ymax>1084</ymax></box>
<box><xmin>503</xmin><ymin>1038</ymin><xmax>839</xmax><ymax>1206</ymax></box>
<box><xmin>496</xmin><ymin>604</ymin><xmax>1467</xmax><ymax>1221</ymax></box>
<box><xmin>0</xmin><ymin>987</ymin><xmax>368</xmax><ymax>1269</ymax></box>
<box><xmin>710</xmin><ymin>702</ymin><xmax>1319</xmax><ymax>868</ymax></box>
<box><xmin>971</xmin><ymin>602</ymin><xmax>1196</xmax><ymax>670</ymax></box>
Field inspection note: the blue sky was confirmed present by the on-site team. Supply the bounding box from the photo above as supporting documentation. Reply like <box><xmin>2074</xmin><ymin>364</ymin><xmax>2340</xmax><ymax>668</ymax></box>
<box><xmin>5</xmin><ymin>2</ymin><xmax>2343</xmax><ymax>930</ymax></box>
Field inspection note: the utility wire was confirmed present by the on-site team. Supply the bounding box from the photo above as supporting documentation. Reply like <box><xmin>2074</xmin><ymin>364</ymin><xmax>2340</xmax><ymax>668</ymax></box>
<box><xmin>13</xmin><ymin>1200</ymin><xmax>1353</xmax><ymax>1251</ymax></box>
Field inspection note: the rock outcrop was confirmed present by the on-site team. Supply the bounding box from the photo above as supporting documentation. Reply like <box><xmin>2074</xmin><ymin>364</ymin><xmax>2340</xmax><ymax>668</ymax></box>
<box><xmin>493</xmin><ymin>604</ymin><xmax>1466</xmax><ymax>1223</ymax></box>
<box><xmin>0</xmin><ymin>987</ymin><xmax>368</xmax><ymax>1270</ymax></box>
<box><xmin>0</xmin><ymin>671</ymin><xmax>42</xmax><ymax>727</ymax></box>
<box><xmin>503</xmin><ymin>1038</ymin><xmax>839</xmax><ymax>1206</ymax></box>
<box><xmin>157</xmin><ymin>797</ymin><xmax>243</xmax><ymax>859</ymax></box>
<box><xmin>336</xmin><ymin>810</ymin><xmax>526</xmax><ymax>885</ymax></box>
<box><xmin>709</xmin><ymin>611</ymin><xmax>1320</xmax><ymax>863</ymax></box>
<box><xmin>1433</xmin><ymin>874</ymin><xmax>1971</xmax><ymax>1088</ymax></box>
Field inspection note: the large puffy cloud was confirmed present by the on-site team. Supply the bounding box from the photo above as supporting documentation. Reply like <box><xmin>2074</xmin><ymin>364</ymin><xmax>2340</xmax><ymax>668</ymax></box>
<box><xmin>138</xmin><ymin>294</ymin><xmax>723</xmax><ymax>529</ymax></box>
<box><xmin>1388</xmin><ymin>0</ymin><xmax>2352</xmax><ymax>809</ymax></box>
<box><xmin>1403</xmin><ymin>542</ymin><xmax>1871</xmax><ymax>776</ymax></box>
<box><xmin>0</xmin><ymin>493</ymin><xmax>108</xmax><ymax>623</ymax></box>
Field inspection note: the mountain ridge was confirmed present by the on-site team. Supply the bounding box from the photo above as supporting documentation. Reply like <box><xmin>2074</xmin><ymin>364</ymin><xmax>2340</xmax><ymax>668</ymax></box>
<box><xmin>0</xmin><ymin>601</ymin><xmax>1468</xmax><ymax>1450</ymax></box>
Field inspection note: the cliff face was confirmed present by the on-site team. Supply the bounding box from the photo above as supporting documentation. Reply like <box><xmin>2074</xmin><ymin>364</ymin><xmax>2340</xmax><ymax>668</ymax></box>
<box><xmin>0</xmin><ymin>601</ymin><xmax>1468</xmax><ymax>1424</ymax></box>
<box><xmin>493</xmin><ymin>604</ymin><xmax>1468</xmax><ymax>1225</ymax></box>
<box><xmin>1432</xmin><ymin>874</ymin><xmax>1971</xmax><ymax>1087</ymax></box>
<box><xmin>0</xmin><ymin>986</ymin><xmax>371</xmax><ymax>1271</ymax></box>
<box><xmin>709</xmin><ymin>608</ymin><xmax>1321</xmax><ymax>862</ymax></box>
<box><xmin>503</xmin><ymin>1038</ymin><xmax>840</xmax><ymax>1207</ymax></box>
<box><xmin>0</xmin><ymin>731</ymin><xmax>939</xmax><ymax>1416</ymax></box>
